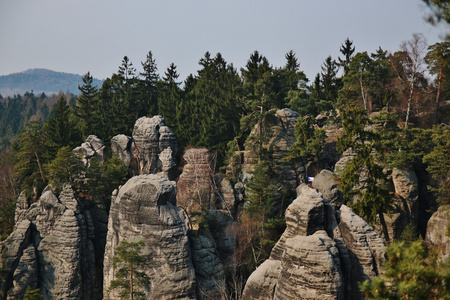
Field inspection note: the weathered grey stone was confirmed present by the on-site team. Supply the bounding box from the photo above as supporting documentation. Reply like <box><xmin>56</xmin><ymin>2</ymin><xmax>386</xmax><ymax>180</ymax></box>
<box><xmin>313</xmin><ymin>169</ymin><xmax>343</xmax><ymax>207</ymax></box>
<box><xmin>270</xmin><ymin>184</ymin><xmax>325</xmax><ymax>261</ymax></box>
<box><xmin>7</xmin><ymin>245</ymin><xmax>37</xmax><ymax>299</ymax></box>
<box><xmin>274</xmin><ymin>232</ymin><xmax>343</xmax><ymax>300</ymax></box>
<box><xmin>338</xmin><ymin>205</ymin><xmax>385</xmax><ymax>281</ymax></box>
<box><xmin>242</xmin><ymin>259</ymin><xmax>281</xmax><ymax>300</ymax></box>
<box><xmin>74</xmin><ymin>135</ymin><xmax>105</xmax><ymax>167</ymax></box>
<box><xmin>14</xmin><ymin>192</ymin><xmax>29</xmax><ymax>225</ymax></box>
<box><xmin>391</xmin><ymin>168</ymin><xmax>419</xmax><ymax>223</ymax></box>
<box><xmin>103</xmin><ymin>175</ymin><xmax>196</xmax><ymax>300</ymax></box>
<box><xmin>207</xmin><ymin>210</ymin><xmax>236</xmax><ymax>266</ymax></box>
<box><xmin>426</xmin><ymin>205</ymin><xmax>450</xmax><ymax>262</ymax></box>
<box><xmin>1</xmin><ymin>185</ymin><xmax>104</xmax><ymax>300</ymax></box>
<box><xmin>111</xmin><ymin>134</ymin><xmax>132</xmax><ymax>167</ymax></box>
<box><xmin>0</xmin><ymin>219</ymin><xmax>31</xmax><ymax>299</ymax></box>
<box><xmin>131</xmin><ymin>116</ymin><xmax>178</xmax><ymax>179</ymax></box>
<box><xmin>190</xmin><ymin>230</ymin><xmax>225</xmax><ymax>299</ymax></box>
<box><xmin>242</xmin><ymin>185</ymin><xmax>385</xmax><ymax>300</ymax></box>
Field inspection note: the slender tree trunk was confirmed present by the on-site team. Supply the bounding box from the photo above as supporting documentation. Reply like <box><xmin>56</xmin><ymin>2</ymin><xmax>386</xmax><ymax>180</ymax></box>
<box><xmin>130</xmin><ymin>264</ymin><xmax>134</xmax><ymax>300</ymax></box>
<box><xmin>434</xmin><ymin>68</ymin><xmax>443</xmax><ymax>124</ymax></box>
<box><xmin>35</xmin><ymin>150</ymin><xmax>46</xmax><ymax>183</ymax></box>
<box><xmin>378</xmin><ymin>210</ymin><xmax>390</xmax><ymax>243</ymax></box>
<box><xmin>405</xmin><ymin>82</ymin><xmax>414</xmax><ymax>129</ymax></box>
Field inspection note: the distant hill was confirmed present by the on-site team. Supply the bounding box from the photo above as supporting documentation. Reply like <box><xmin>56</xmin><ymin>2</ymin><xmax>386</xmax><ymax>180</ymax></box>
<box><xmin>0</xmin><ymin>68</ymin><xmax>103</xmax><ymax>97</ymax></box>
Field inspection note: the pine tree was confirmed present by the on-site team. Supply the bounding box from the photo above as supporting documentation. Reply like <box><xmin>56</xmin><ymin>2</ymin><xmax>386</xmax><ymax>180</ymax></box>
<box><xmin>76</xmin><ymin>72</ymin><xmax>99</xmax><ymax>137</ymax></box>
<box><xmin>109</xmin><ymin>240</ymin><xmax>150</xmax><ymax>300</ymax></box>
<box><xmin>44</xmin><ymin>146</ymin><xmax>82</xmax><ymax>188</ymax></box>
<box><xmin>139</xmin><ymin>51</ymin><xmax>159</xmax><ymax>116</ymax></box>
<box><xmin>158</xmin><ymin>63</ymin><xmax>182</xmax><ymax>126</ymax></box>
<box><xmin>13</xmin><ymin>121</ymin><xmax>50</xmax><ymax>196</ymax></box>
<box><xmin>338</xmin><ymin>38</ymin><xmax>355</xmax><ymax>76</ymax></box>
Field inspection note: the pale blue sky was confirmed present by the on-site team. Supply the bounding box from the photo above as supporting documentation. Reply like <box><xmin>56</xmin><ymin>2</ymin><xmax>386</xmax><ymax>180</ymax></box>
<box><xmin>0</xmin><ymin>0</ymin><xmax>446</xmax><ymax>81</ymax></box>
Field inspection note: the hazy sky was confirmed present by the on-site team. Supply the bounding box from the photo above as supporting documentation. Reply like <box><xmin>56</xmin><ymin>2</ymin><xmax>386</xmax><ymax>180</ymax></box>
<box><xmin>0</xmin><ymin>0</ymin><xmax>447</xmax><ymax>81</ymax></box>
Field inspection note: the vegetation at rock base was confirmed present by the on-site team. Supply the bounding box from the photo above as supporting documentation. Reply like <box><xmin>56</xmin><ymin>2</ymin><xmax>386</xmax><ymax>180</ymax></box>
<box><xmin>360</xmin><ymin>239</ymin><xmax>450</xmax><ymax>299</ymax></box>
<box><xmin>108</xmin><ymin>240</ymin><xmax>150</xmax><ymax>300</ymax></box>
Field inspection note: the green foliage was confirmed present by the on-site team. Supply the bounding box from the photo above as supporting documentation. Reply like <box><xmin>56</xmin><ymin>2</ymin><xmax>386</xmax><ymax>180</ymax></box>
<box><xmin>13</xmin><ymin>121</ymin><xmax>50</xmax><ymax>196</ymax></box>
<box><xmin>109</xmin><ymin>240</ymin><xmax>150</xmax><ymax>300</ymax></box>
<box><xmin>286</xmin><ymin>115</ymin><xmax>326</xmax><ymax>174</ymax></box>
<box><xmin>337</xmin><ymin>103</ymin><xmax>391</xmax><ymax>238</ymax></box>
<box><xmin>360</xmin><ymin>240</ymin><xmax>450</xmax><ymax>299</ymax></box>
<box><xmin>44</xmin><ymin>146</ymin><xmax>82</xmax><ymax>188</ymax></box>
<box><xmin>0</xmin><ymin>149</ymin><xmax>18</xmax><ymax>240</ymax></box>
<box><xmin>82</xmin><ymin>155</ymin><xmax>128</xmax><ymax>210</ymax></box>
<box><xmin>423</xmin><ymin>126</ymin><xmax>450</xmax><ymax>204</ymax></box>
<box><xmin>76</xmin><ymin>72</ymin><xmax>99</xmax><ymax>137</ymax></box>
<box><xmin>23</xmin><ymin>286</ymin><xmax>44</xmax><ymax>300</ymax></box>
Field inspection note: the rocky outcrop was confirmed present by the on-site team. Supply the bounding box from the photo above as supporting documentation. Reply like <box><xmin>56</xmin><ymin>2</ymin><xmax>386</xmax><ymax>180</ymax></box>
<box><xmin>177</xmin><ymin>148</ymin><xmax>215</xmax><ymax>217</ymax></box>
<box><xmin>74</xmin><ymin>135</ymin><xmax>105</xmax><ymax>167</ymax></box>
<box><xmin>103</xmin><ymin>175</ymin><xmax>196</xmax><ymax>300</ymax></box>
<box><xmin>312</xmin><ymin>169</ymin><xmax>343</xmax><ymax>207</ymax></box>
<box><xmin>111</xmin><ymin>116</ymin><xmax>178</xmax><ymax>179</ymax></box>
<box><xmin>426</xmin><ymin>205</ymin><xmax>450</xmax><ymax>262</ymax></box>
<box><xmin>0</xmin><ymin>184</ymin><xmax>104</xmax><ymax>300</ymax></box>
<box><xmin>242</xmin><ymin>185</ymin><xmax>385</xmax><ymax>300</ymax></box>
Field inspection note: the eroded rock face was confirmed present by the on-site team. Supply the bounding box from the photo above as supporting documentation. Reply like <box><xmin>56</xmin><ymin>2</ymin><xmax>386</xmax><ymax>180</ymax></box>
<box><xmin>74</xmin><ymin>135</ymin><xmax>105</xmax><ymax>167</ymax></box>
<box><xmin>312</xmin><ymin>169</ymin><xmax>343</xmax><ymax>207</ymax></box>
<box><xmin>132</xmin><ymin>116</ymin><xmax>178</xmax><ymax>178</ymax></box>
<box><xmin>177</xmin><ymin>148</ymin><xmax>214</xmax><ymax>217</ymax></box>
<box><xmin>103</xmin><ymin>175</ymin><xmax>196</xmax><ymax>300</ymax></box>
<box><xmin>0</xmin><ymin>184</ymin><xmax>103</xmax><ymax>300</ymax></box>
<box><xmin>242</xmin><ymin>185</ymin><xmax>385</xmax><ymax>300</ymax></box>
<box><xmin>274</xmin><ymin>232</ymin><xmax>343</xmax><ymax>300</ymax></box>
<box><xmin>426</xmin><ymin>205</ymin><xmax>450</xmax><ymax>262</ymax></box>
<box><xmin>111</xmin><ymin>116</ymin><xmax>178</xmax><ymax>179</ymax></box>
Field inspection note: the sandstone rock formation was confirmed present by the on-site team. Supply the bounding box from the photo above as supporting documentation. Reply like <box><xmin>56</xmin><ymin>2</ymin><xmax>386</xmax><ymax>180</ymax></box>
<box><xmin>111</xmin><ymin>116</ymin><xmax>178</xmax><ymax>179</ymax></box>
<box><xmin>74</xmin><ymin>135</ymin><xmax>105</xmax><ymax>167</ymax></box>
<box><xmin>177</xmin><ymin>148</ymin><xmax>215</xmax><ymax>217</ymax></box>
<box><xmin>0</xmin><ymin>184</ymin><xmax>104</xmax><ymax>300</ymax></box>
<box><xmin>312</xmin><ymin>169</ymin><xmax>343</xmax><ymax>207</ymax></box>
<box><xmin>242</xmin><ymin>185</ymin><xmax>385</xmax><ymax>300</ymax></box>
<box><xmin>103</xmin><ymin>175</ymin><xmax>196</xmax><ymax>299</ymax></box>
<box><xmin>426</xmin><ymin>205</ymin><xmax>450</xmax><ymax>262</ymax></box>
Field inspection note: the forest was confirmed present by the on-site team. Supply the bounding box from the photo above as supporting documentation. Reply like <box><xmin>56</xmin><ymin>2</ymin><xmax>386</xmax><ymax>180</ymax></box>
<box><xmin>0</xmin><ymin>29</ymin><xmax>449</xmax><ymax>298</ymax></box>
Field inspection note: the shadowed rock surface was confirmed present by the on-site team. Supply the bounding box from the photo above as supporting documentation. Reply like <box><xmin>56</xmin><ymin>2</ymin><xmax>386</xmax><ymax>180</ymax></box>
<box><xmin>0</xmin><ymin>184</ymin><xmax>103</xmax><ymax>300</ymax></box>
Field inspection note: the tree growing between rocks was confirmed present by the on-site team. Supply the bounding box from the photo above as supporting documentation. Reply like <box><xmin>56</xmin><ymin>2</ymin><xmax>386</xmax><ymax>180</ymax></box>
<box><xmin>108</xmin><ymin>240</ymin><xmax>150</xmax><ymax>300</ymax></box>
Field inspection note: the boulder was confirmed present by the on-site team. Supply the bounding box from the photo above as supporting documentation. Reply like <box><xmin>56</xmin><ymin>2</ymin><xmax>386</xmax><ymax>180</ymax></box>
<box><xmin>103</xmin><ymin>175</ymin><xmax>196</xmax><ymax>299</ymax></box>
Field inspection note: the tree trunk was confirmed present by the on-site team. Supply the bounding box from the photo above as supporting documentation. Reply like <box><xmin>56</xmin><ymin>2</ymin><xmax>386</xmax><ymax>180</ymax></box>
<box><xmin>378</xmin><ymin>210</ymin><xmax>390</xmax><ymax>243</ymax></box>
<box><xmin>35</xmin><ymin>150</ymin><xmax>46</xmax><ymax>183</ymax></box>
<box><xmin>130</xmin><ymin>265</ymin><xmax>134</xmax><ymax>300</ymax></box>
<box><xmin>434</xmin><ymin>68</ymin><xmax>443</xmax><ymax>124</ymax></box>
<box><xmin>405</xmin><ymin>82</ymin><xmax>414</xmax><ymax>129</ymax></box>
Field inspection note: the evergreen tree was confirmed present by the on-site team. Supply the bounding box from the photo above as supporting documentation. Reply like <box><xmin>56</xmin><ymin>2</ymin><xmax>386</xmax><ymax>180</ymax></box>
<box><xmin>320</xmin><ymin>56</ymin><xmax>340</xmax><ymax>109</ymax></box>
<box><xmin>76</xmin><ymin>72</ymin><xmax>99</xmax><ymax>137</ymax></box>
<box><xmin>139</xmin><ymin>51</ymin><xmax>159</xmax><ymax>116</ymax></box>
<box><xmin>338</xmin><ymin>38</ymin><xmax>355</xmax><ymax>76</ymax></box>
<box><xmin>118</xmin><ymin>56</ymin><xmax>137</xmax><ymax>82</ymax></box>
<box><xmin>360</xmin><ymin>240</ymin><xmax>450</xmax><ymax>299</ymax></box>
<box><xmin>13</xmin><ymin>121</ymin><xmax>49</xmax><ymax>196</ymax></box>
<box><xmin>43</xmin><ymin>96</ymin><xmax>82</xmax><ymax>152</ymax></box>
<box><xmin>44</xmin><ymin>146</ymin><xmax>82</xmax><ymax>188</ymax></box>
<box><xmin>158</xmin><ymin>63</ymin><xmax>182</xmax><ymax>127</ymax></box>
<box><xmin>337</xmin><ymin>103</ymin><xmax>391</xmax><ymax>241</ymax></box>
<box><xmin>108</xmin><ymin>240</ymin><xmax>150</xmax><ymax>300</ymax></box>
<box><xmin>425</xmin><ymin>41</ymin><xmax>450</xmax><ymax>124</ymax></box>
